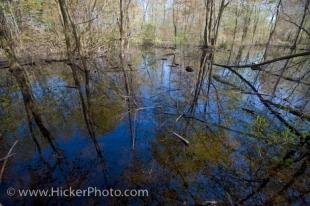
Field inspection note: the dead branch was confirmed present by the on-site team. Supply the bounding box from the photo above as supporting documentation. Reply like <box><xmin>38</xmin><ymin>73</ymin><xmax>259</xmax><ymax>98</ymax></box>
<box><xmin>214</xmin><ymin>51</ymin><xmax>310</xmax><ymax>70</ymax></box>
<box><xmin>214</xmin><ymin>65</ymin><xmax>308</xmax><ymax>145</ymax></box>
<box><xmin>264</xmin><ymin>99</ymin><xmax>310</xmax><ymax>121</ymax></box>
<box><xmin>0</xmin><ymin>140</ymin><xmax>18</xmax><ymax>183</ymax></box>
<box><xmin>172</xmin><ymin>132</ymin><xmax>190</xmax><ymax>145</ymax></box>
<box><xmin>263</xmin><ymin>71</ymin><xmax>310</xmax><ymax>86</ymax></box>
<box><xmin>0</xmin><ymin>54</ymin><xmax>106</xmax><ymax>69</ymax></box>
<box><xmin>282</xmin><ymin>12</ymin><xmax>310</xmax><ymax>37</ymax></box>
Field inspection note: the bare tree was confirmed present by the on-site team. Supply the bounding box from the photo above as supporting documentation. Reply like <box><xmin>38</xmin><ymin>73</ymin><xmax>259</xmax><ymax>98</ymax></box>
<box><xmin>272</xmin><ymin>0</ymin><xmax>309</xmax><ymax>96</ymax></box>
<box><xmin>56</xmin><ymin>0</ymin><xmax>101</xmax><ymax>155</ymax></box>
<box><xmin>0</xmin><ymin>2</ymin><xmax>58</xmax><ymax>153</ymax></box>
<box><xmin>263</xmin><ymin>0</ymin><xmax>282</xmax><ymax>60</ymax></box>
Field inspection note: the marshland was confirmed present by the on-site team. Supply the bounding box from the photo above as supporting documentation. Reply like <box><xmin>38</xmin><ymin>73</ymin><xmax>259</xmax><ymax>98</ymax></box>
<box><xmin>0</xmin><ymin>0</ymin><xmax>309</xmax><ymax>205</ymax></box>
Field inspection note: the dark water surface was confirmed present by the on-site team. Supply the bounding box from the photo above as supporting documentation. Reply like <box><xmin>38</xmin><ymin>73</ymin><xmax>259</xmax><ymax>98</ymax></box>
<box><xmin>0</xmin><ymin>46</ymin><xmax>309</xmax><ymax>205</ymax></box>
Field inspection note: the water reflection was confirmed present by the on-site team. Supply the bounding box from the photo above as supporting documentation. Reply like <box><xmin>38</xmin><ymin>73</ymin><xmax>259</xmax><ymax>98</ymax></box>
<box><xmin>0</xmin><ymin>46</ymin><xmax>309</xmax><ymax>205</ymax></box>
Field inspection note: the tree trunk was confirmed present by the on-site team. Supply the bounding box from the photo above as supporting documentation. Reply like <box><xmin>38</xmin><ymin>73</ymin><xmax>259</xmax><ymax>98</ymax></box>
<box><xmin>0</xmin><ymin>4</ymin><xmax>57</xmax><ymax>153</ymax></box>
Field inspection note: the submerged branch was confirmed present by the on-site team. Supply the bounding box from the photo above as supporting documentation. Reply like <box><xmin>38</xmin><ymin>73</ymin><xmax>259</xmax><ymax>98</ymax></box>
<box><xmin>0</xmin><ymin>140</ymin><xmax>18</xmax><ymax>183</ymax></box>
<box><xmin>214</xmin><ymin>65</ymin><xmax>308</xmax><ymax>145</ymax></box>
<box><xmin>172</xmin><ymin>132</ymin><xmax>190</xmax><ymax>145</ymax></box>
<box><xmin>264</xmin><ymin>99</ymin><xmax>310</xmax><ymax>121</ymax></box>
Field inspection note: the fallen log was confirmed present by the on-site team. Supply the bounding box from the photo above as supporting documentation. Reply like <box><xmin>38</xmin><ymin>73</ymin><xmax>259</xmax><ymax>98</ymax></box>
<box><xmin>0</xmin><ymin>58</ymin><xmax>68</xmax><ymax>69</ymax></box>
<box><xmin>0</xmin><ymin>54</ymin><xmax>106</xmax><ymax>69</ymax></box>
<box><xmin>213</xmin><ymin>51</ymin><xmax>310</xmax><ymax>70</ymax></box>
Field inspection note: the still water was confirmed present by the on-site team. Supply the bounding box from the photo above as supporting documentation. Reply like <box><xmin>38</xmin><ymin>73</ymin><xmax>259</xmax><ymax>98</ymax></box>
<box><xmin>0</xmin><ymin>46</ymin><xmax>309</xmax><ymax>205</ymax></box>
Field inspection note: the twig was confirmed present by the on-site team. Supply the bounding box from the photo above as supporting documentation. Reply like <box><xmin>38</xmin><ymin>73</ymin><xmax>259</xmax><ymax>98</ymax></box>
<box><xmin>214</xmin><ymin>65</ymin><xmax>307</xmax><ymax>145</ymax></box>
<box><xmin>172</xmin><ymin>132</ymin><xmax>190</xmax><ymax>145</ymax></box>
<box><xmin>176</xmin><ymin>114</ymin><xmax>184</xmax><ymax>122</ymax></box>
<box><xmin>0</xmin><ymin>140</ymin><xmax>18</xmax><ymax>183</ymax></box>
<box><xmin>0</xmin><ymin>153</ymin><xmax>15</xmax><ymax>162</ymax></box>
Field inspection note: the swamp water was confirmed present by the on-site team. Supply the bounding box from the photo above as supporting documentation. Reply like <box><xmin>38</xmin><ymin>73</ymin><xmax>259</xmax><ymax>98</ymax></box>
<box><xmin>0</xmin><ymin>46</ymin><xmax>309</xmax><ymax>205</ymax></box>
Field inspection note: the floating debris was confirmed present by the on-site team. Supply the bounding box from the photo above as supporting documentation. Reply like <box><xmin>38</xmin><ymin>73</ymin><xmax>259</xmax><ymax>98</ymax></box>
<box><xmin>172</xmin><ymin>132</ymin><xmax>190</xmax><ymax>145</ymax></box>
<box><xmin>185</xmin><ymin>66</ymin><xmax>194</xmax><ymax>72</ymax></box>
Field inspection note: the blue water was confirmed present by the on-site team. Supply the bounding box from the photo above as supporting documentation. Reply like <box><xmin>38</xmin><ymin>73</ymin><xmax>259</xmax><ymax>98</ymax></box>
<box><xmin>0</xmin><ymin>48</ymin><xmax>309</xmax><ymax>205</ymax></box>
